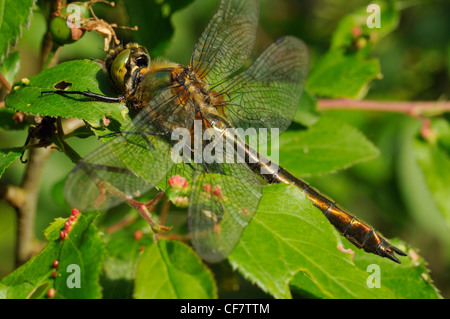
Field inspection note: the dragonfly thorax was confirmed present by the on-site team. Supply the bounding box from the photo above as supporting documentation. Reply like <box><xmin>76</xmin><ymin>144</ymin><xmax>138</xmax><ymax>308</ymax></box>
<box><xmin>170</xmin><ymin>65</ymin><xmax>224</xmax><ymax>119</ymax></box>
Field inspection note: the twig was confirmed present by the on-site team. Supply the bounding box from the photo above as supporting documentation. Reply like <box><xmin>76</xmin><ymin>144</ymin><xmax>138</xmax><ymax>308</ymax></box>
<box><xmin>0</xmin><ymin>72</ymin><xmax>12</xmax><ymax>92</ymax></box>
<box><xmin>318</xmin><ymin>99</ymin><xmax>450</xmax><ymax>117</ymax></box>
<box><xmin>160</xmin><ymin>233</ymin><xmax>190</xmax><ymax>242</ymax></box>
<box><xmin>159</xmin><ymin>197</ymin><xmax>171</xmax><ymax>226</ymax></box>
<box><xmin>0</xmin><ymin>185</ymin><xmax>27</xmax><ymax>208</ymax></box>
<box><xmin>14</xmin><ymin>143</ymin><xmax>53</xmax><ymax>266</ymax></box>
<box><xmin>126</xmin><ymin>192</ymin><xmax>167</xmax><ymax>232</ymax></box>
<box><xmin>0</xmin><ymin>118</ymin><xmax>90</xmax><ymax>266</ymax></box>
<box><xmin>2</xmin><ymin>1</ymin><xmax>86</xmax><ymax>268</ymax></box>
<box><xmin>105</xmin><ymin>214</ymin><xmax>138</xmax><ymax>234</ymax></box>
<box><xmin>105</xmin><ymin>192</ymin><xmax>170</xmax><ymax>235</ymax></box>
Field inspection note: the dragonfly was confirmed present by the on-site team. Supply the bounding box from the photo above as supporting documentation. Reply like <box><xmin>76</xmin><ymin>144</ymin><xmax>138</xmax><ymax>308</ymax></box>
<box><xmin>50</xmin><ymin>0</ymin><xmax>406</xmax><ymax>263</ymax></box>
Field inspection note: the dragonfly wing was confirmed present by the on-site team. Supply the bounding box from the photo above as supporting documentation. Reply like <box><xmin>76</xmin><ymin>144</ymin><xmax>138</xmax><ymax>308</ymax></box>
<box><xmin>188</xmin><ymin>158</ymin><xmax>262</xmax><ymax>263</ymax></box>
<box><xmin>216</xmin><ymin>36</ymin><xmax>309</xmax><ymax>134</ymax></box>
<box><xmin>64</xmin><ymin>87</ymin><xmax>193</xmax><ymax>211</ymax></box>
<box><xmin>64</xmin><ymin>133</ymin><xmax>172</xmax><ymax>211</ymax></box>
<box><xmin>190</xmin><ymin>0</ymin><xmax>258</xmax><ymax>86</ymax></box>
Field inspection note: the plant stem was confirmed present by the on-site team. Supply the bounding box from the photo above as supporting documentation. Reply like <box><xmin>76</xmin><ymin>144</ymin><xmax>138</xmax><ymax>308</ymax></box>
<box><xmin>105</xmin><ymin>215</ymin><xmax>138</xmax><ymax>234</ymax></box>
<box><xmin>0</xmin><ymin>144</ymin><xmax>52</xmax><ymax>267</ymax></box>
<box><xmin>318</xmin><ymin>99</ymin><xmax>450</xmax><ymax>117</ymax></box>
<box><xmin>0</xmin><ymin>72</ymin><xmax>12</xmax><ymax>92</ymax></box>
<box><xmin>15</xmin><ymin>144</ymin><xmax>53</xmax><ymax>266</ymax></box>
<box><xmin>159</xmin><ymin>197</ymin><xmax>171</xmax><ymax>227</ymax></box>
<box><xmin>0</xmin><ymin>0</ymin><xmax>68</xmax><ymax>268</ymax></box>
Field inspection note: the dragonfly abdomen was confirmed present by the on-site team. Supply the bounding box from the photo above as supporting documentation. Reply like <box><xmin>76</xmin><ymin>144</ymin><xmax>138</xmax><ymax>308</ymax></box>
<box><xmin>237</xmin><ymin>138</ymin><xmax>406</xmax><ymax>263</ymax></box>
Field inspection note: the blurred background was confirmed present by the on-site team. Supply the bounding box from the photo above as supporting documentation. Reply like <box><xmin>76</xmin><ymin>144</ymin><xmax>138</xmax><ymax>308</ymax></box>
<box><xmin>0</xmin><ymin>0</ymin><xmax>449</xmax><ymax>297</ymax></box>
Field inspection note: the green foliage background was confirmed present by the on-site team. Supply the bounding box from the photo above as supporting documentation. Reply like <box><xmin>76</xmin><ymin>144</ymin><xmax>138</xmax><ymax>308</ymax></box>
<box><xmin>0</xmin><ymin>0</ymin><xmax>448</xmax><ymax>298</ymax></box>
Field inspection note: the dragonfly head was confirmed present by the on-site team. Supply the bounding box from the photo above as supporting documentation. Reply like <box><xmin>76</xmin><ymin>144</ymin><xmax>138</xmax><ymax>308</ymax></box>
<box><xmin>105</xmin><ymin>43</ymin><xmax>150</xmax><ymax>93</ymax></box>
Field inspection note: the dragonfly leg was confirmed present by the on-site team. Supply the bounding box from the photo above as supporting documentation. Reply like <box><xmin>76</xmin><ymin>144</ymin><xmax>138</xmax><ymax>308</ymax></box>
<box><xmin>41</xmin><ymin>89</ymin><xmax>125</xmax><ymax>103</ymax></box>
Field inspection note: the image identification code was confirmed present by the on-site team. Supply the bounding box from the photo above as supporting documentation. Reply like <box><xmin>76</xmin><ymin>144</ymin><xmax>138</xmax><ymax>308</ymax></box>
<box><xmin>180</xmin><ymin>303</ymin><xmax>270</xmax><ymax>316</ymax></box>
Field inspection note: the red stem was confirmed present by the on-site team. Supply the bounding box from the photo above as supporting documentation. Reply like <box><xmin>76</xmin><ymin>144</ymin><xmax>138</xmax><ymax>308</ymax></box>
<box><xmin>318</xmin><ymin>99</ymin><xmax>450</xmax><ymax>116</ymax></box>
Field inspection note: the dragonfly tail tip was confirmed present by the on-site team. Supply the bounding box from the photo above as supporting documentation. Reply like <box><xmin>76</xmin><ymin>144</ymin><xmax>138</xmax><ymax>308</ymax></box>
<box><xmin>394</xmin><ymin>246</ymin><xmax>408</xmax><ymax>256</ymax></box>
<box><xmin>387</xmin><ymin>254</ymin><xmax>401</xmax><ymax>264</ymax></box>
<box><xmin>377</xmin><ymin>240</ymin><xmax>406</xmax><ymax>263</ymax></box>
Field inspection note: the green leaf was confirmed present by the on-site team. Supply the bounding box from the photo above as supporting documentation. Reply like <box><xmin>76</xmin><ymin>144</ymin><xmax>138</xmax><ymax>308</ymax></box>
<box><xmin>290</xmin><ymin>271</ymin><xmax>328</xmax><ymax>299</ymax></box>
<box><xmin>267</xmin><ymin>116</ymin><xmax>379</xmax><ymax>177</ymax></box>
<box><xmin>414</xmin><ymin>138</ymin><xmax>450</xmax><ymax>225</ymax></box>
<box><xmin>5</xmin><ymin>60</ymin><xmax>130</xmax><ymax>131</ymax></box>
<box><xmin>0</xmin><ymin>51</ymin><xmax>20</xmax><ymax>84</ymax></box>
<box><xmin>432</xmin><ymin>118</ymin><xmax>450</xmax><ymax>153</ymax></box>
<box><xmin>0</xmin><ymin>211</ymin><xmax>104</xmax><ymax>299</ymax></box>
<box><xmin>307</xmin><ymin>50</ymin><xmax>380</xmax><ymax>98</ymax></box>
<box><xmin>125</xmin><ymin>0</ymin><xmax>195</xmax><ymax>57</ymax></box>
<box><xmin>0</xmin><ymin>147</ymin><xmax>21</xmax><ymax>178</ymax></box>
<box><xmin>229</xmin><ymin>184</ymin><xmax>437</xmax><ymax>299</ymax></box>
<box><xmin>352</xmin><ymin>239</ymin><xmax>441</xmax><ymax>299</ymax></box>
<box><xmin>293</xmin><ymin>90</ymin><xmax>320</xmax><ymax>127</ymax></box>
<box><xmin>229</xmin><ymin>183</ymin><xmax>398</xmax><ymax>299</ymax></box>
<box><xmin>43</xmin><ymin>217</ymin><xmax>66</xmax><ymax>241</ymax></box>
<box><xmin>331</xmin><ymin>1</ymin><xmax>400</xmax><ymax>57</ymax></box>
<box><xmin>0</xmin><ymin>0</ymin><xmax>35</xmax><ymax>65</ymax></box>
<box><xmin>134</xmin><ymin>239</ymin><xmax>217</xmax><ymax>299</ymax></box>
<box><xmin>397</xmin><ymin>119</ymin><xmax>450</xmax><ymax>245</ymax></box>
<box><xmin>101</xmin><ymin>219</ymin><xmax>153</xmax><ymax>299</ymax></box>
<box><xmin>54</xmin><ymin>214</ymin><xmax>105</xmax><ymax>299</ymax></box>
<box><xmin>50</xmin><ymin>177</ymin><xmax>68</xmax><ymax>209</ymax></box>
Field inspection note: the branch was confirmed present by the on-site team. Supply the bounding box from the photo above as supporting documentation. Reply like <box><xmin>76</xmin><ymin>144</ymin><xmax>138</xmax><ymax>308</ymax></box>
<box><xmin>318</xmin><ymin>99</ymin><xmax>450</xmax><ymax>117</ymax></box>
<box><xmin>14</xmin><ymin>144</ymin><xmax>53</xmax><ymax>266</ymax></box>
<box><xmin>2</xmin><ymin>0</ymin><xmax>69</xmax><ymax>267</ymax></box>
<box><xmin>0</xmin><ymin>117</ymin><xmax>86</xmax><ymax>267</ymax></box>
<box><xmin>0</xmin><ymin>71</ymin><xmax>12</xmax><ymax>92</ymax></box>
<box><xmin>0</xmin><ymin>184</ymin><xmax>26</xmax><ymax>208</ymax></box>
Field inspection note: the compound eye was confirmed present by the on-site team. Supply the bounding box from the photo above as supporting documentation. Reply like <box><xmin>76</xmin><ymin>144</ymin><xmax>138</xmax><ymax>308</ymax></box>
<box><xmin>135</xmin><ymin>54</ymin><xmax>149</xmax><ymax>68</ymax></box>
<box><xmin>110</xmin><ymin>48</ymin><xmax>131</xmax><ymax>90</ymax></box>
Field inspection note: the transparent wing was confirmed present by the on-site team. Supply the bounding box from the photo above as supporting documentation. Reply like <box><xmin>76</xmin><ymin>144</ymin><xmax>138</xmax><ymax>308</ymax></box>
<box><xmin>190</xmin><ymin>0</ymin><xmax>258</xmax><ymax>86</ymax></box>
<box><xmin>188</xmin><ymin>127</ymin><xmax>262</xmax><ymax>263</ymax></box>
<box><xmin>215</xmin><ymin>36</ymin><xmax>309</xmax><ymax>134</ymax></box>
<box><xmin>64</xmin><ymin>87</ymin><xmax>195</xmax><ymax>211</ymax></box>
